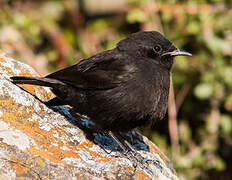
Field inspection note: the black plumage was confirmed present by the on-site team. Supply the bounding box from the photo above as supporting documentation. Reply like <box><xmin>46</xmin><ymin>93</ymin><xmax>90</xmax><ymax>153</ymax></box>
<box><xmin>11</xmin><ymin>31</ymin><xmax>191</xmax><ymax>151</ymax></box>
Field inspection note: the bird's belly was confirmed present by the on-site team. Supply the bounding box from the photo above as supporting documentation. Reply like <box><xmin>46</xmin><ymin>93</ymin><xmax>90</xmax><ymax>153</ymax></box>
<box><xmin>59</xmin><ymin>79</ymin><xmax>169</xmax><ymax>132</ymax></box>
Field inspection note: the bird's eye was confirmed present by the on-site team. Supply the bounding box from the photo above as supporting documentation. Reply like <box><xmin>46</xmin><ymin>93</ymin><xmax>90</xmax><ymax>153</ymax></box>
<box><xmin>153</xmin><ymin>45</ymin><xmax>162</xmax><ymax>53</ymax></box>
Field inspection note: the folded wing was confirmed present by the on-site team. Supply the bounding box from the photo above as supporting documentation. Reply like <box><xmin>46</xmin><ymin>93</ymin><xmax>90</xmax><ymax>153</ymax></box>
<box><xmin>46</xmin><ymin>51</ymin><xmax>137</xmax><ymax>90</ymax></box>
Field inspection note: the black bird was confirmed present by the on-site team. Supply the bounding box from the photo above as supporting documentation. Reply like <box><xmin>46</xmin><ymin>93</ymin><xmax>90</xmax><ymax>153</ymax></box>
<box><xmin>11</xmin><ymin>31</ymin><xmax>191</xmax><ymax>152</ymax></box>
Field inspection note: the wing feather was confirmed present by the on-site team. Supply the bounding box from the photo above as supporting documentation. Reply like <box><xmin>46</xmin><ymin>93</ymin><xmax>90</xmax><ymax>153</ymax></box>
<box><xmin>46</xmin><ymin>50</ymin><xmax>137</xmax><ymax>90</ymax></box>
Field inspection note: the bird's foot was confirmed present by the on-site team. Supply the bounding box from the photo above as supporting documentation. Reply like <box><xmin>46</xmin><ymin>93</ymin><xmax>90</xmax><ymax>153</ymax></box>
<box><xmin>125</xmin><ymin>150</ymin><xmax>154</xmax><ymax>176</ymax></box>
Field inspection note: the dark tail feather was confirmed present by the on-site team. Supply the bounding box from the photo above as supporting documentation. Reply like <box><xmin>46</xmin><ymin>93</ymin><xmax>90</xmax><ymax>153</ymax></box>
<box><xmin>10</xmin><ymin>76</ymin><xmax>65</xmax><ymax>87</ymax></box>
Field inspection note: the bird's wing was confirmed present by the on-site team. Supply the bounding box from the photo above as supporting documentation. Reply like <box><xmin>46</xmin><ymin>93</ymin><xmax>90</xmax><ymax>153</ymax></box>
<box><xmin>46</xmin><ymin>51</ymin><xmax>137</xmax><ymax>89</ymax></box>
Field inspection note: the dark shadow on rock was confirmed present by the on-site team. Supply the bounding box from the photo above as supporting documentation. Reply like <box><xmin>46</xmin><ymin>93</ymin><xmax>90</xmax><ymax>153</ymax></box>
<box><xmin>50</xmin><ymin>105</ymin><xmax>150</xmax><ymax>153</ymax></box>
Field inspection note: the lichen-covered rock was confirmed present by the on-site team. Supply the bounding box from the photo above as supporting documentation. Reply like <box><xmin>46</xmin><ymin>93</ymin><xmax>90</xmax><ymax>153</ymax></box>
<box><xmin>0</xmin><ymin>51</ymin><xmax>178</xmax><ymax>180</ymax></box>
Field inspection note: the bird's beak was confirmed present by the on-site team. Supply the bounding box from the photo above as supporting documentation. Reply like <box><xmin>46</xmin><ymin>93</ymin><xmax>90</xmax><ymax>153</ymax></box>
<box><xmin>162</xmin><ymin>49</ymin><xmax>192</xmax><ymax>57</ymax></box>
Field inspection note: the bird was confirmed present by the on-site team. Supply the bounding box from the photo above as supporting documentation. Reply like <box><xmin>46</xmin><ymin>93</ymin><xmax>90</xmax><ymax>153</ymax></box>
<box><xmin>10</xmin><ymin>31</ymin><xmax>191</xmax><ymax>152</ymax></box>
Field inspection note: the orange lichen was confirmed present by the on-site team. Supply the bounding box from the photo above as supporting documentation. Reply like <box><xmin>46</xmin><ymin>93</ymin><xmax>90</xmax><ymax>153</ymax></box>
<box><xmin>1</xmin><ymin>112</ymin><xmax>60</xmax><ymax>162</ymax></box>
<box><xmin>1</xmin><ymin>84</ymin><xmax>115</xmax><ymax>165</ymax></box>
<box><xmin>9</xmin><ymin>156</ymin><xmax>30</xmax><ymax>175</ymax></box>
<box><xmin>29</xmin><ymin>146</ymin><xmax>65</xmax><ymax>164</ymax></box>
<box><xmin>96</xmin><ymin>157</ymin><xmax>113</xmax><ymax>162</ymax></box>
<box><xmin>47</xmin><ymin>92</ymin><xmax>55</xmax><ymax>99</ymax></box>
<box><xmin>1</xmin><ymin>100</ymin><xmax>84</xmax><ymax>164</ymax></box>
<box><xmin>136</xmin><ymin>171</ymin><xmax>151</xmax><ymax>180</ymax></box>
<box><xmin>16</xmin><ymin>83</ymin><xmax>55</xmax><ymax>102</ymax></box>
<box><xmin>148</xmin><ymin>144</ymin><xmax>169</xmax><ymax>167</ymax></box>
<box><xmin>0</xmin><ymin>99</ymin><xmax>18</xmax><ymax>110</ymax></box>
<box><xmin>2</xmin><ymin>112</ymin><xmax>15</xmax><ymax>120</ymax></box>
<box><xmin>148</xmin><ymin>144</ymin><xmax>155</xmax><ymax>153</ymax></box>
<box><xmin>77</xmin><ymin>141</ymin><xmax>98</xmax><ymax>157</ymax></box>
<box><xmin>30</xmin><ymin>156</ymin><xmax>45</xmax><ymax>166</ymax></box>
<box><xmin>2</xmin><ymin>66</ymin><xmax>12</xmax><ymax>73</ymax></box>
<box><xmin>77</xmin><ymin>141</ymin><xmax>114</xmax><ymax>162</ymax></box>
<box><xmin>28</xmin><ymin>141</ymin><xmax>80</xmax><ymax>165</ymax></box>
<box><xmin>38</xmin><ymin>88</ymin><xmax>55</xmax><ymax>102</ymax></box>
<box><xmin>154</xmin><ymin>147</ymin><xmax>168</xmax><ymax>167</ymax></box>
<box><xmin>19</xmin><ymin>69</ymin><xmax>35</xmax><ymax>77</ymax></box>
<box><xmin>2</xmin><ymin>105</ymin><xmax>114</xmax><ymax>164</ymax></box>
<box><xmin>0</xmin><ymin>143</ymin><xmax>9</xmax><ymax>149</ymax></box>
<box><xmin>0</xmin><ymin>57</ymin><xmax>6</xmax><ymax>62</ymax></box>
<box><xmin>15</xmin><ymin>163</ymin><xmax>27</xmax><ymax>175</ymax></box>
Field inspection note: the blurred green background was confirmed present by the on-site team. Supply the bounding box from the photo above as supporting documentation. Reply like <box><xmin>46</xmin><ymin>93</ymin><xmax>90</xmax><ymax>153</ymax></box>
<box><xmin>0</xmin><ymin>0</ymin><xmax>231</xmax><ymax>179</ymax></box>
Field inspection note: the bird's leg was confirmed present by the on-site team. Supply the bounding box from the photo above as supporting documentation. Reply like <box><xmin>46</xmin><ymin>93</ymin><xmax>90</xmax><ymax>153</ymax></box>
<box><xmin>115</xmin><ymin>132</ymin><xmax>154</xmax><ymax>176</ymax></box>
<box><xmin>108</xmin><ymin>131</ymin><xmax>147</xmax><ymax>168</ymax></box>
<box><xmin>108</xmin><ymin>131</ymin><xmax>154</xmax><ymax>176</ymax></box>
<box><xmin>108</xmin><ymin>131</ymin><xmax>140</xmax><ymax>168</ymax></box>
<box><xmin>118</xmin><ymin>132</ymin><xmax>146</xmax><ymax>162</ymax></box>
<box><xmin>108</xmin><ymin>131</ymin><xmax>142</xmax><ymax>155</ymax></box>
<box><xmin>117</xmin><ymin>132</ymin><xmax>135</xmax><ymax>152</ymax></box>
<box><xmin>108</xmin><ymin>131</ymin><xmax>128</xmax><ymax>153</ymax></box>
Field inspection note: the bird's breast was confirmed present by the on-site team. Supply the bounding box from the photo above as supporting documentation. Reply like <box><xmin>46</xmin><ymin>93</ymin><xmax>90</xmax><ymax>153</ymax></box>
<box><xmin>147</xmin><ymin>69</ymin><xmax>170</xmax><ymax>121</ymax></box>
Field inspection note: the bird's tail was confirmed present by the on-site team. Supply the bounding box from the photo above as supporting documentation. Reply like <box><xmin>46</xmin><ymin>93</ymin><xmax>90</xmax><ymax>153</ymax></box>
<box><xmin>10</xmin><ymin>76</ymin><xmax>65</xmax><ymax>87</ymax></box>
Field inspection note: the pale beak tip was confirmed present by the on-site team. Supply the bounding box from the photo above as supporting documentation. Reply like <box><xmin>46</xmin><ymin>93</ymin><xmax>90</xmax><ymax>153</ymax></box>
<box><xmin>162</xmin><ymin>49</ymin><xmax>192</xmax><ymax>57</ymax></box>
<box><xmin>182</xmin><ymin>51</ymin><xmax>192</xmax><ymax>56</ymax></box>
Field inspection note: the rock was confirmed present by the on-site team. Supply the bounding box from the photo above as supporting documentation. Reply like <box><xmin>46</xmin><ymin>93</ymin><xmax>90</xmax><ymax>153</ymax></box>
<box><xmin>0</xmin><ymin>51</ymin><xmax>178</xmax><ymax>180</ymax></box>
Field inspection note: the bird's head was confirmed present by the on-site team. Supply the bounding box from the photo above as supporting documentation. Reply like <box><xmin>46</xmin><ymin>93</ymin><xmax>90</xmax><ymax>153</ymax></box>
<box><xmin>117</xmin><ymin>31</ymin><xmax>192</xmax><ymax>70</ymax></box>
